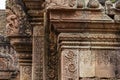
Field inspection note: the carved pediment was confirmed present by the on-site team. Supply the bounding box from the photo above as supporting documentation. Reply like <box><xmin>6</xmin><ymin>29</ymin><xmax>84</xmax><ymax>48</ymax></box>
<box><xmin>6</xmin><ymin>0</ymin><xmax>32</xmax><ymax>37</ymax></box>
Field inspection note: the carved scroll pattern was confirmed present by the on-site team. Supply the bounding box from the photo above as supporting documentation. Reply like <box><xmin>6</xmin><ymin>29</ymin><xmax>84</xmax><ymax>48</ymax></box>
<box><xmin>6</xmin><ymin>0</ymin><xmax>32</xmax><ymax>36</ymax></box>
<box><xmin>61</xmin><ymin>49</ymin><xmax>79</xmax><ymax>80</ymax></box>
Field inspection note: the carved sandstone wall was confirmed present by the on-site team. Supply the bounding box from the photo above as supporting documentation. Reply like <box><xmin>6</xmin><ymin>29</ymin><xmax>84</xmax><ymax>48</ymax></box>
<box><xmin>0</xmin><ymin>10</ymin><xmax>6</xmax><ymax>35</ymax></box>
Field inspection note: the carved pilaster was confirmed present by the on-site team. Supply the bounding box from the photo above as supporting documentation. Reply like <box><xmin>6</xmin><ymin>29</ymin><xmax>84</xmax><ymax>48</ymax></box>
<box><xmin>45</xmin><ymin>22</ymin><xmax>59</xmax><ymax>80</ymax></box>
<box><xmin>18</xmin><ymin>52</ymin><xmax>32</xmax><ymax>80</ymax></box>
<box><xmin>20</xmin><ymin>66</ymin><xmax>32</xmax><ymax>80</ymax></box>
<box><xmin>32</xmin><ymin>23</ymin><xmax>45</xmax><ymax>80</ymax></box>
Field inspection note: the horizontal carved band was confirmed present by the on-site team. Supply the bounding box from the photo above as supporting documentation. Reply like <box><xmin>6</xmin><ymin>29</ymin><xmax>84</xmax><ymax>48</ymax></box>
<box><xmin>59</xmin><ymin>33</ymin><xmax>120</xmax><ymax>40</ymax></box>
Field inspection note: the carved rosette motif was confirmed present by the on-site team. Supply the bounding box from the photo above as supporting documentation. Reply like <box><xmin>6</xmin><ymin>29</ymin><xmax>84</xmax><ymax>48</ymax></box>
<box><xmin>61</xmin><ymin>49</ymin><xmax>79</xmax><ymax>80</ymax></box>
<box><xmin>6</xmin><ymin>0</ymin><xmax>32</xmax><ymax>36</ymax></box>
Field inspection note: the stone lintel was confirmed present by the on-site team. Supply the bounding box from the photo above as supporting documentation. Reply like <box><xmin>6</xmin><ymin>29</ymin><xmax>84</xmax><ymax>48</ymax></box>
<box><xmin>49</xmin><ymin>9</ymin><xmax>113</xmax><ymax>22</ymax></box>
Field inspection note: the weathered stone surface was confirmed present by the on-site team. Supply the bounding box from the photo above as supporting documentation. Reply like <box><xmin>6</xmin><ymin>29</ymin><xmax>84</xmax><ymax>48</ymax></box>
<box><xmin>0</xmin><ymin>10</ymin><xmax>6</xmax><ymax>35</ymax></box>
<box><xmin>6</xmin><ymin>0</ymin><xmax>32</xmax><ymax>36</ymax></box>
<box><xmin>61</xmin><ymin>49</ymin><xmax>79</xmax><ymax>80</ymax></box>
<box><xmin>116</xmin><ymin>50</ymin><xmax>120</xmax><ymax>78</ymax></box>
<box><xmin>87</xmin><ymin>0</ymin><xmax>100</xmax><ymax>8</ymax></box>
<box><xmin>20</xmin><ymin>66</ymin><xmax>32</xmax><ymax>80</ymax></box>
<box><xmin>5</xmin><ymin>0</ymin><xmax>120</xmax><ymax>80</ymax></box>
<box><xmin>32</xmin><ymin>25</ymin><xmax>45</xmax><ymax>80</ymax></box>
<box><xmin>115</xmin><ymin>0</ymin><xmax>120</xmax><ymax>9</ymax></box>
<box><xmin>79</xmin><ymin>49</ymin><xmax>95</xmax><ymax>77</ymax></box>
<box><xmin>95</xmin><ymin>50</ymin><xmax>116</xmax><ymax>78</ymax></box>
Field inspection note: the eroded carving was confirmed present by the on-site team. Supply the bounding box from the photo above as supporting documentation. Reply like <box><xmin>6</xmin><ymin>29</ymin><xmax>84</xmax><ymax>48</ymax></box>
<box><xmin>46</xmin><ymin>0</ymin><xmax>84</xmax><ymax>8</ymax></box>
<box><xmin>61</xmin><ymin>50</ymin><xmax>79</xmax><ymax>80</ymax></box>
<box><xmin>115</xmin><ymin>0</ymin><xmax>120</xmax><ymax>9</ymax></box>
<box><xmin>96</xmin><ymin>50</ymin><xmax>116</xmax><ymax>78</ymax></box>
<box><xmin>6</xmin><ymin>0</ymin><xmax>32</xmax><ymax>36</ymax></box>
<box><xmin>79</xmin><ymin>49</ymin><xmax>95</xmax><ymax>77</ymax></box>
<box><xmin>87</xmin><ymin>0</ymin><xmax>100</xmax><ymax>8</ymax></box>
<box><xmin>21</xmin><ymin>66</ymin><xmax>32</xmax><ymax>80</ymax></box>
<box><xmin>105</xmin><ymin>0</ymin><xmax>113</xmax><ymax>14</ymax></box>
<box><xmin>47</xmin><ymin>30</ymin><xmax>58</xmax><ymax>80</ymax></box>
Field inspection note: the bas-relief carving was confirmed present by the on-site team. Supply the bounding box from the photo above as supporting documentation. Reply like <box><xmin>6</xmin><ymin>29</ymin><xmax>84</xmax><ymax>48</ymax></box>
<box><xmin>47</xmin><ymin>30</ymin><xmax>58</xmax><ymax>80</ymax></box>
<box><xmin>46</xmin><ymin>0</ymin><xmax>85</xmax><ymax>8</ymax></box>
<box><xmin>87</xmin><ymin>0</ymin><xmax>100</xmax><ymax>8</ymax></box>
<box><xmin>0</xmin><ymin>45</ymin><xmax>18</xmax><ymax>71</ymax></box>
<box><xmin>61</xmin><ymin>49</ymin><xmax>79</xmax><ymax>80</ymax></box>
<box><xmin>46</xmin><ymin>0</ymin><xmax>102</xmax><ymax>8</ymax></box>
<box><xmin>60</xmin><ymin>48</ymin><xmax>119</xmax><ymax>79</ymax></box>
<box><xmin>6</xmin><ymin>0</ymin><xmax>32</xmax><ymax>36</ymax></box>
<box><xmin>105</xmin><ymin>0</ymin><xmax>113</xmax><ymax>14</ymax></box>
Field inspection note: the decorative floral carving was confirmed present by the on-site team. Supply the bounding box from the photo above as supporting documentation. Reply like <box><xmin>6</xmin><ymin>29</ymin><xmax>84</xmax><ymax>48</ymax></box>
<box><xmin>47</xmin><ymin>30</ymin><xmax>58</xmax><ymax>80</ymax></box>
<box><xmin>61</xmin><ymin>50</ymin><xmax>79</xmax><ymax>80</ymax></box>
<box><xmin>6</xmin><ymin>13</ymin><xmax>19</xmax><ymax>35</ymax></box>
<box><xmin>68</xmin><ymin>63</ymin><xmax>76</xmax><ymax>72</ymax></box>
<box><xmin>46</xmin><ymin>0</ymin><xmax>84</xmax><ymax>8</ymax></box>
<box><xmin>6</xmin><ymin>0</ymin><xmax>32</xmax><ymax>36</ymax></box>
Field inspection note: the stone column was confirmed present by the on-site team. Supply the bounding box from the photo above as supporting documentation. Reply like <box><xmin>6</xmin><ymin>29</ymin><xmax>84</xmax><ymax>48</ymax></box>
<box><xmin>32</xmin><ymin>11</ymin><xmax>45</xmax><ymax>80</ymax></box>
<box><xmin>19</xmin><ymin>53</ymin><xmax>32</xmax><ymax>80</ymax></box>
